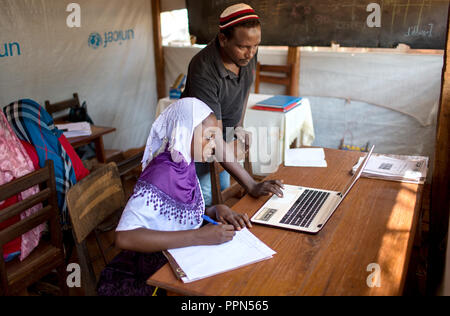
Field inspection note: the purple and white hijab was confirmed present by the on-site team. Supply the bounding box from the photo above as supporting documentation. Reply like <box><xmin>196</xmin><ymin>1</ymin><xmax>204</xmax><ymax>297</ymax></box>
<box><xmin>116</xmin><ymin>98</ymin><xmax>213</xmax><ymax>232</ymax></box>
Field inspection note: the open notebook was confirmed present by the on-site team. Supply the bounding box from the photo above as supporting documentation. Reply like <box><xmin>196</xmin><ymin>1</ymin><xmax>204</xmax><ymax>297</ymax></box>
<box><xmin>163</xmin><ymin>229</ymin><xmax>276</xmax><ymax>283</ymax></box>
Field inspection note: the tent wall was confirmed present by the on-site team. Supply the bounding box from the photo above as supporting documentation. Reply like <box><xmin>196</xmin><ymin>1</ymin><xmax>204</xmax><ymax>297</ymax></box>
<box><xmin>0</xmin><ymin>0</ymin><xmax>158</xmax><ymax>151</ymax></box>
<box><xmin>442</xmin><ymin>206</ymin><xmax>450</xmax><ymax>295</ymax></box>
<box><xmin>431</xmin><ymin>12</ymin><xmax>450</xmax><ymax>295</ymax></box>
<box><xmin>164</xmin><ymin>45</ymin><xmax>442</xmax><ymax>159</ymax></box>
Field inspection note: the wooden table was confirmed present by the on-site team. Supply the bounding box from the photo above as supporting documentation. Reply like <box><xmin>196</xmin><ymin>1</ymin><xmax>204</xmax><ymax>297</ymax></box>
<box><xmin>147</xmin><ymin>148</ymin><xmax>424</xmax><ymax>296</ymax></box>
<box><xmin>66</xmin><ymin>125</ymin><xmax>116</xmax><ymax>163</ymax></box>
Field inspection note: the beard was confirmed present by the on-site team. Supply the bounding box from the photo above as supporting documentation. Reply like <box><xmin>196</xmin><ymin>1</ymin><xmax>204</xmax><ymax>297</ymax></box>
<box><xmin>234</xmin><ymin>58</ymin><xmax>250</xmax><ymax>67</ymax></box>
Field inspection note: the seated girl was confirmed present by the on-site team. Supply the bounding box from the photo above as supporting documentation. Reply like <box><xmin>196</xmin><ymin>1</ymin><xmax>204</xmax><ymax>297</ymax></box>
<box><xmin>97</xmin><ymin>98</ymin><xmax>252</xmax><ymax>296</ymax></box>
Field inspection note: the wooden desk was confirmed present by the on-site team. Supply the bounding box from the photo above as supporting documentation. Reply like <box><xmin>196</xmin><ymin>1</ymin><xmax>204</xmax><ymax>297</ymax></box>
<box><xmin>66</xmin><ymin>125</ymin><xmax>116</xmax><ymax>163</ymax></box>
<box><xmin>147</xmin><ymin>149</ymin><xmax>424</xmax><ymax>296</ymax></box>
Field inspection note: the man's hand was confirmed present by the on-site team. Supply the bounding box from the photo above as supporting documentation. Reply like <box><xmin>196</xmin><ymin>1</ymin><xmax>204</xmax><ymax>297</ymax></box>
<box><xmin>234</xmin><ymin>127</ymin><xmax>252</xmax><ymax>162</ymax></box>
<box><xmin>233</xmin><ymin>139</ymin><xmax>246</xmax><ymax>162</ymax></box>
<box><xmin>234</xmin><ymin>126</ymin><xmax>252</xmax><ymax>148</ymax></box>
<box><xmin>248</xmin><ymin>180</ymin><xmax>285</xmax><ymax>199</ymax></box>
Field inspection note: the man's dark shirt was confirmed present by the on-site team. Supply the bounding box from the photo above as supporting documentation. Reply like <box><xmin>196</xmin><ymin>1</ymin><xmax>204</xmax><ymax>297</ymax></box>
<box><xmin>181</xmin><ymin>36</ymin><xmax>256</xmax><ymax>140</ymax></box>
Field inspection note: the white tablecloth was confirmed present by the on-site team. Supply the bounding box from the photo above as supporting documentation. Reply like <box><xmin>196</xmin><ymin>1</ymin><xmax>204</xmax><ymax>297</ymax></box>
<box><xmin>244</xmin><ymin>94</ymin><xmax>315</xmax><ymax>175</ymax></box>
<box><xmin>156</xmin><ymin>94</ymin><xmax>315</xmax><ymax>175</ymax></box>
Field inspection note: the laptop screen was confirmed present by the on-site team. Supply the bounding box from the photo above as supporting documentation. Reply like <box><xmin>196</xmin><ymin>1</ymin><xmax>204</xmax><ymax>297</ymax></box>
<box><xmin>340</xmin><ymin>145</ymin><xmax>375</xmax><ymax>199</ymax></box>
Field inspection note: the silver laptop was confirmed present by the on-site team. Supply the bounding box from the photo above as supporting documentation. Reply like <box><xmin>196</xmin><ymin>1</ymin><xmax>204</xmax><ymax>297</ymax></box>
<box><xmin>251</xmin><ymin>146</ymin><xmax>375</xmax><ymax>234</ymax></box>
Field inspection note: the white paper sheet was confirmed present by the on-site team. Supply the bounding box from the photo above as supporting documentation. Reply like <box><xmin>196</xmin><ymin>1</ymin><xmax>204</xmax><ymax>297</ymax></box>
<box><xmin>285</xmin><ymin>148</ymin><xmax>327</xmax><ymax>167</ymax></box>
<box><xmin>167</xmin><ymin>228</ymin><xmax>276</xmax><ymax>283</ymax></box>
<box><xmin>56</xmin><ymin>122</ymin><xmax>92</xmax><ymax>138</ymax></box>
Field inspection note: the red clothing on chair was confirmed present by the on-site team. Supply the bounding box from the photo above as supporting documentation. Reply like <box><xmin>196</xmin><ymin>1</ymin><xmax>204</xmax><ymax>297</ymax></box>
<box><xmin>0</xmin><ymin>195</ymin><xmax>21</xmax><ymax>259</ymax></box>
<box><xmin>21</xmin><ymin>141</ymin><xmax>39</xmax><ymax>170</ymax></box>
<box><xmin>58</xmin><ymin>135</ymin><xmax>90</xmax><ymax>181</ymax></box>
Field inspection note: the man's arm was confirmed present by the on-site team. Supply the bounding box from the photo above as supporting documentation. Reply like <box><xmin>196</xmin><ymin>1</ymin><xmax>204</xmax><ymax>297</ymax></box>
<box><xmin>216</xmin><ymin>120</ymin><xmax>284</xmax><ymax>198</ymax></box>
<box><xmin>235</xmin><ymin>91</ymin><xmax>252</xmax><ymax>152</ymax></box>
<box><xmin>237</xmin><ymin>91</ymin><xmax>250</xmax><ymax>128</ymax></box>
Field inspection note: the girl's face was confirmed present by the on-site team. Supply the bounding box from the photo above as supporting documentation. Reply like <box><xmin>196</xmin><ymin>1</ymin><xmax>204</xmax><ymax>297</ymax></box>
<box><xmin>192</xmin><ymin>114</ymin><xmax>220</xmax><ymax>163</ymax></box>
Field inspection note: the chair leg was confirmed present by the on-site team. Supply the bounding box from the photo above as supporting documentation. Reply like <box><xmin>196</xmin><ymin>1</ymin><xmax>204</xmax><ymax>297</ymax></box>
<box><xmin>94</xmin><ymin>229</ymin><xmax>109</xmax><ymax>266</ymax></box>
<box><xmin>63</xmin><ymin>229</ymin><xmax>75</xmax><ymax>263</ymax></box>
<box><xmin>75</xmin><ymin>241</ymin><xmax>98</xmax><ymax>296</ymax></box>
<box><xmin>56</xmin><ymin>265</ymin><xmax>69</xmax><ymax>296</ymax></box>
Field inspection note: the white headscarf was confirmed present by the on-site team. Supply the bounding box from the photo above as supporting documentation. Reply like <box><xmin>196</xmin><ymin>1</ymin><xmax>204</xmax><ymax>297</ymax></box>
<box><xmin>142</xmin><ymin>98</ymin><xmax>213</xmax><ymax>170</ymax></box>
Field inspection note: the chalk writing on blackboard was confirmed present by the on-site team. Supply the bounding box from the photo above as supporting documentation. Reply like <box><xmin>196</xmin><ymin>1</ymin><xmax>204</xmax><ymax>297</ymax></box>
<box><xmin>405</xmin><ymin>23</ymin><xmax>434</xmax><ymax>37</ymax></box>
<box><xmin>187</xmin><ymin>0</ymin><xmax>449</xmax><ymax>49</ymax></box>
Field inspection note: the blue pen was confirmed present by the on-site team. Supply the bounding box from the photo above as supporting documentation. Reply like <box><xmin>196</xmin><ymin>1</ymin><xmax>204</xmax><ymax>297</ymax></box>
<box><xmin>202</xmin><ymin>215</ymin><xmax>219</xmax><ymax>225</ymax></box>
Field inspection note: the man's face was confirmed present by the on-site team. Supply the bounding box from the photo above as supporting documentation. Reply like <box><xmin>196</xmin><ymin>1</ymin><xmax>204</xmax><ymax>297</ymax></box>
<box><xmin>219</xmin><ymin>25</ymin><xmax>261</xmax><ymax>67</ymax></box>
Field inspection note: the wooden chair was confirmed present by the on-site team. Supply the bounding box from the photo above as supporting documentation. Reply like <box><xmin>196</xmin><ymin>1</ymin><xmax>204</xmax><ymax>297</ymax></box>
<box><xmin>254</xmin><ymin>62</ymin><xmax>296</xmax><ymax>96</ymax></box>
<box><xmin>45</xmin><ymin>93</ymin><xmax>81</xmax><ymax>122</ymax></box>
<box><xmin>0</xmin><ymin>160</ymin><xmax>67</xmax><ymax>296</ymax></box>
<box><xmin>46</xmin><ymin>94</ymin><xmax>122</xmax><ymax>164</ymax></box>
<box><xmin>117</xmin><ymin>148</ymin><xmax>144</xmax><ymax>182</ymax></box>
<box><xmin>210</xmin><ymin>134</ymin><xmax>255</xmax><ymax>206</ymax></box>
<box><xmin>66</xmin><ymin>163</ymin><xmax>125</xmax><ymax>296</ymax></box>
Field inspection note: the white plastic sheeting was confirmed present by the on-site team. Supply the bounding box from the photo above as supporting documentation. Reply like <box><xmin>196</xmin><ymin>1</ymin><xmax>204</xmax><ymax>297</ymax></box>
<box><xmin>164</xmin><ymin>45</ymin><xmax>442</xmax><ymax>158</ymax></box>
<box><xmin>0</xmin><ymin>0</ymin><xmax>158</xmax><ymax>151</ymax></box>
<box><xmin>309</xmin><ymin>96</ymin><xmax>437</xmax><ymax>158</ymax></box>
<box><xmin>300</xmin><ymin>51</ymin><xmax>443</xmax><ymax>127</ymax></box>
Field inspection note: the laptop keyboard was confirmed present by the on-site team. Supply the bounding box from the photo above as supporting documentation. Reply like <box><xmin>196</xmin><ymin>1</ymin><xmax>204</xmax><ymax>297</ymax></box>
<box><xmin>280</xmin><ymin>190</ymin><xmax>330</xmax><ymax>228</ymax></box>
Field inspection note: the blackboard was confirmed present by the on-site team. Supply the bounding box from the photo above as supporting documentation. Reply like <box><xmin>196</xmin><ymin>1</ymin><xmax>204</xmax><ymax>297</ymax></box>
<box><xmin>186</xmin><ymin>0</ymin><xmax>449</xmax><ymax>49</ymax></box>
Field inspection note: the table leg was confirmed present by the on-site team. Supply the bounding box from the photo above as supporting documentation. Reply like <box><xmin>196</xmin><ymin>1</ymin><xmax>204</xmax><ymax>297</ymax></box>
<box><xmin>94</xmin><ymin>137</ymin><xmax>106</xmax><ymax>163</ymax></box>
<box><xmin>296</xmin><ymin>136</ymin><xmax>301</xmax><ymax>148</ymax></box>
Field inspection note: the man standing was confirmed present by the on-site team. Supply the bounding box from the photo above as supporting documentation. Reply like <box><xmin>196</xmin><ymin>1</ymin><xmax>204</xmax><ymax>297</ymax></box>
<box><xmin>182</xmin><ymin>3</ymin><xmax>283</xmax><ymax>206</ymax></box>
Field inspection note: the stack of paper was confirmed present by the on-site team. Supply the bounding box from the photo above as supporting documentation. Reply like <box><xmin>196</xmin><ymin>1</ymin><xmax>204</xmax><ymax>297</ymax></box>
<box><xmin>285</xmin><ymin>148</ymin><xmax>327</xmax><ymax>168</ymax></box>
<box><xmin>252</xmin><ymin>95</ymin><xmax>302</xmax><ymax>112</ymax></box>
<box><xmin>56</xmin><ymin>122</ymin><xmax>92</xmax><ymax>138</ymax></box>
<box><xmin>164</xmin><ymin>228</ymin><xmax>276</xmax><ymax>283</ymax></box>
<box><xmin>352</xmin><ymin>154</ymin><xmax>428</xmax><ymax>184</ymax></box>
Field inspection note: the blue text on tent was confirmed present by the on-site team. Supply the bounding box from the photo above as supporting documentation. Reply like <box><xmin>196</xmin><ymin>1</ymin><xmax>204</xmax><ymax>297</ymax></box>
<box><xmin>0</xmin><ymin>42</ymin><xmax>21</xmax><ymax>58</ymax></box>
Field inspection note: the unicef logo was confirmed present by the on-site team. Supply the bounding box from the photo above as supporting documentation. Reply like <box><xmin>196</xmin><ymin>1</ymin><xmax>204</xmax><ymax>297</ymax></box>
<box><xmin>87</xmin><ymin>29</ymin><xmax>135</xmax><ymax>49</ymax></box>
<box><xmin>88</xmin><ymin>32</ymin><xmax>103</xmax><ymax>49</ymax></box>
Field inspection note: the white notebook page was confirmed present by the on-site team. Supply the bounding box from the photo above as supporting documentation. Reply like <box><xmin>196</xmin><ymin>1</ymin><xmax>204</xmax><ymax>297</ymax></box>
<box><xmin>167</xmin><ymin>228</ymin><xmax>276</xmax><ymax>283</ymax></box>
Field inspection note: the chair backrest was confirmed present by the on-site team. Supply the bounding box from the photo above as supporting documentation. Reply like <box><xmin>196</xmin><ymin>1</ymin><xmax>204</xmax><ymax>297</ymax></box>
<box><xmin>210</xmin><ymin>134</ymin><xmax>253</xmax><ymax>205</ymax></box>
<box><xmin>0</xmin><ymin>160</ymin><xmax>66</xmax><ymax>296</ymax></box>
<box><xmin>45</xmin><ymin>93</ymin><xmax>81</xmax><ymax>121</ymax></box>
<box><xmin>116</xmin><ymin>149</ymin><xmax>144</xmax><ymax>180</ymax></box>
<box><xmin>254</xmin><ymin>62</ymin><xmax>296</xmax><ymax>96</ymax></box>
<box><xmin>66</xmin><ymin>162</ymin><xmax>125</xmax><ymax>296</ymax></box>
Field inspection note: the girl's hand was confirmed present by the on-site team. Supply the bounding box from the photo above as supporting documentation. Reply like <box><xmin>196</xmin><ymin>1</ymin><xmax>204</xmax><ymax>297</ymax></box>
<box><xmin>197</xmin><ymin>224</ymin><xmax>236</xmax><ymax>245</ymax></box>
<box><xmin>215</xmin><ymin>205</ymin><xmax>253</xmax><ymax>231</ymax></box>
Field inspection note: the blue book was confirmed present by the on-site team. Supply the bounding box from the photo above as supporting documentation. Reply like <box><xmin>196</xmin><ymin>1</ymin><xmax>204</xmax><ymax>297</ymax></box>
<box><xmin>256</xmin><ymin>95</ymin><xmax>302</xmax><ymax>108</ymax></box>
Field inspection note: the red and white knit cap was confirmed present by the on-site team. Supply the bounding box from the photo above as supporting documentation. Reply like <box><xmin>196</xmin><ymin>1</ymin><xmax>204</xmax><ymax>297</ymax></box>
<box><xmin>219</xmin><ymin>3</ymin><xmax>260</xmax><ymax>30</ymax></box>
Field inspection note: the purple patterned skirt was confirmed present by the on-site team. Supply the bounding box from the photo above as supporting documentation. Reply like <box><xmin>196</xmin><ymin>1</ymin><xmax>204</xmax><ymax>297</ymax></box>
<box><xmin>97</xmin><ymin>251</ymin><xmax>168</xmax><ymax>296</ymax></box>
